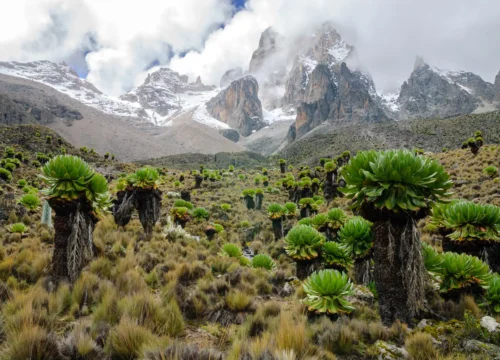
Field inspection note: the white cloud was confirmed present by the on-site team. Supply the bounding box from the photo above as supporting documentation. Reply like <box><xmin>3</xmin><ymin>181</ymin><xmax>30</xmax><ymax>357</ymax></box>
<box><xmin>0</xmin><ymin>0</ymin><xmax>499</xmax><ymax>95</ymax></box>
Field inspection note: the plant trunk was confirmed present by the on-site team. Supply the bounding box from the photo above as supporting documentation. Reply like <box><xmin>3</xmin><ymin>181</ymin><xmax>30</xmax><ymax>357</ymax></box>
<box><xmin>280</xmin><ymin>163</ymin><xmax>286</xmax><ymax>174</ymax></box>
<box><xmin>245</xmin><ymin>196</ymin><xmax>255</xmax><ymax>210</ymax></box>
<box><xmin>311</xmin><ymin>183</ymin><xmax>319</xmax><ymax>195</ymax></box>
<box><xmin>301</xmin><ymin>187</ymin><xmax>313</xmax><ymax>199</ymax></box>
<box><xmin>371</xmin><ymin>214</ymin><xmax>425</xmax><ymax>325</ymax></box>
<box><xmin>271</xmin><ymin>218</ymin><xmax>283</xmax><ymax>240</ymax></box>
<box><xmin>194</xmin><ymin>175</ymin><xmax>203</xmax><ymax>189</ymax></box>
<box><xmin>486</xmin><ymin>243</ymin><xmax>500</xmax><ymax>273</ymax></box>
<box><xmin>354</xmin><ymin>257</ymin><xmax>373</xmax><ymax>286</ymax></box>
<box><xmin>113</xmin><ymin>190</ymin><xmax>136</xmax><ymax>227</ymax></box>
<box><xmin>49</xmin><ymin>198</ymin><xmax>97</xmax><ymax>284</ymax></box>
<box><xmin>255</xmin><ymin>194</ymin><xmax>263</xmax><ymax>210</ymax></box>
<box><xmin>300</xmin><ymin>206</ymin><xmax>311</xmax><ymax>219</ymax></box>
<box><xmin>180</xmin><ymin>190</ymin><xmax>191</xmax><ymax>202</ymax></box>
<box><xmin>295</xmin><ymin>259</ymin><xmax>319</xmax><ymax>280</ymax></box>
<box><xmin>134</xmin><ymin>188</ymin><xmax>162</xmax><ymax>235</ymax></box>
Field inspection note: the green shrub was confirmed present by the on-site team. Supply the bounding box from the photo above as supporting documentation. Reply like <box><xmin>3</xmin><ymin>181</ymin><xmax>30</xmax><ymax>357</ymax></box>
<box><xmin>18</xmin><ymin>194</ymin><xmax>41</xmax><ymax>211</ymax></box>
<box><xmin>213</xmin><ymin>224</ymin><xmax>224</xmax><ymax>233</ymax></box>
<box><xmin>191</xmin><ymin>207</ymin><xmax>209</xmax><ymax>220</ymax></box>
<box><xmin>422</xmin><ymin>243</ymin><xmax>443</xmax><ymax>275</ymax></box>
<box><xmin>324</xmin><ymin>161</ymin><xmax>336</xmax><ymax>172</ymax></box>
<box><xmin>17</xmin><ymin>179</ymin><xmax>27</xmax><ymax>188</ymax></box>
<box><xmin>483</xmin><ymin>166</ymin><xmax>498</xmax><ymax>178</ymax></box>
<box><xmin>312</xmin><ymin>213</ymin><xmax>329</xmax><ymax>229</ymax></box>
<box><xmin>431</xmin><ymin>200</ymin><xmax>500</xmax><ymax>242</ymax></box>
<box><xmin>8</xmin><ymin>222</ymin><xmax>28</xmax><ymax>234</ymax></box>
<box><xmin>338</xmin><ymin>217</ymin><xmax>373</xmax><ymax>259</ymax></box>
<box><xmin>173</xmin><ymin>199</ymin><xmax>194</xmax><ymax>210</ymax></box>
<box><xmin>302</xmin><ymin>269</ymin><xmax>354</xmax><ymax>314</ymax></box>
<box><xmin>435</xmin><ymin>252</ymin><xmax>492</xmax><ymax>293</ymax></box>
<box><xmin>251</xmin><ymin>254</ymin><xmax>276</xmax><ymax>270</ymax></box>
<box><xmin>284</xmin><ymin>202</ymin><xmax>298</xmax><ymax>217</ymax></box>
<box><xmin>267</xmin><ymin>203</ymin><xmax>284</xmax><ymax>219</ymax></box>
<box><xmin>220</xmin><ymin>203</ymin><xmax>231</xmax><ymax>212</ymax></box>
<box><xmin>221</xmin><ymin>243</ymin><xmax>243</xmax><ymax>258</ymax></box>
<box><xmin>485</xmin><ymin>274</ymin><xmax>500</xmax><ymax>314</ymax></box>
<box><xmin>284</xmin><ymin>225</ymin><xmax>325</xmax><ymax>260</ymax></box>
<box><xmin>4</xmin><ymin>162</ymin><xmax>15</xmax><ymax>171</ymax></box>
<box><xmin>322</xmin><ymin>242</ymin><xmax>353</xmax><ymax>270</ymax></box>
<box><xmin>0</xmin><ymin>168</ymin><xmax>12</xmax><ymax>181</ymax></box>
<box><xmin>127</xmin><ymin>167</ymin><xmax>159</xmax><ymax>189</ymax></box>
<box><xmin>39</xmin><ymin>155</ymin><xmax>111</xmax><ymax>216</ymax></box>
<box><xmin>341</xmin><ymin>150</ymin><xmax>452</xmax><ymax>211</ymax></box>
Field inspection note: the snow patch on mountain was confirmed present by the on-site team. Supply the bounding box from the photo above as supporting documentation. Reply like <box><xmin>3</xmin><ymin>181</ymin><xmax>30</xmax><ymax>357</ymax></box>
<box><xmin>264</xmin><ymin>107</ymin><xmax>296</xmax><ymax>123</ymax></box>
<box><xmin>0</xmin><ymin>60</ymin><xmax>148</xmax><ymax>121</ymax></box>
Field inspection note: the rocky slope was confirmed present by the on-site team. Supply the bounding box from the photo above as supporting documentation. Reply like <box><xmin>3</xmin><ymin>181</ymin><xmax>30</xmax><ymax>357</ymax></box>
<box><xmin>206</xmin><ymin>76</ymin><xmax>265</xmax><ymax>136</ymax></box>
<box><xmin>0</xmin><ymin>74</ymin><xmax>243</xmax><ymax>161</ymax></box>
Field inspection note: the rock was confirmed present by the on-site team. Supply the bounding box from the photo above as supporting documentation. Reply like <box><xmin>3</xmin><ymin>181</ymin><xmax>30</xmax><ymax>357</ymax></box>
<box><xmin>166</xmin><ymin>191</ymin><xmax>181</xmax><ymax>199</ymax></box>
<box><xmin>480</xmin><ymin>316</ymin><xmax>499</xmax><ymax>333</ymax></box>
<box><xmin>282</xmin><ymin>282</ymin><xmax>294</xmax><ymax>297</ymax></box>
<box><xmin>373</xmin><ymin>340</ymin><xmax>409</xmax><ymax>359</ymax></box>
<box><xmin>220</xmin><ymin>67</ymin><xmax>243</xmax><ymax>88</ymax></box>
<box><xmin>494</xmin><ymin>70</ymin><xmax>500</xmax><ymax>102</ymax></box>
<box><xmin>417</xmin><ymin>319</ymin><xmax>430</xmax><ymax>329</ymax></box>
<box><xmin>249</xmin><ymin>27</ymin><xmax>285</xmax><ymax>74</ymax></box>
<box><xmin>397</xmin><ymin>58</ymin><xmax>482</xmax><ymax>120</ymax></box>
<box><xmin>219</xmin><ymin>129</ymin><xmax>240</xmax><ymax>143</ymax></box>
<box><xmin>463</xmin><ymin>340</ymin><xmax>500</xmax><ymax>359</ymax></box>
<box><xmin>454</xmin><ymin>179</ymin><xmax>471</xmax><ymax>187</ymax></box>
<box><xmin>345</xmin><ymin>284</ymin><xmax>375</xmax><ymax>307</ymax></box>
<box><xmin>120</xmin><ymin>68</ymin><xmax>215</xmax><ymax>116</ymax></box>
<box><xmin>206</xmin><ymin>76</ymin><xmax>264</xmax><ymax>137</ymax></box>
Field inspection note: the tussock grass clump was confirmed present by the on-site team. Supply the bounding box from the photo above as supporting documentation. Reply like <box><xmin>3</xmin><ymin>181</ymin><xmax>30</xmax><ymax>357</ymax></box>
<box><xmin>404</xmin><ymin>332</ymin><xmax>438</xmax><ymax>360</ymax></box>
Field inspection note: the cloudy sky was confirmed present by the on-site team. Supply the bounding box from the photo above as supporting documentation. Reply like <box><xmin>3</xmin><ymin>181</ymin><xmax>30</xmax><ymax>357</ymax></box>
<box><xmin>1</xmin><ymin>0</ymin><xmax>499</xmax><ymax>96</ymax></box>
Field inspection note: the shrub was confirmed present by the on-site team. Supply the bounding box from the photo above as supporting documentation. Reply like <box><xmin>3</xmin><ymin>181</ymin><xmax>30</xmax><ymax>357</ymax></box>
<box><xmin>251</xmin><ymin>254</ymin><xmax>276</xmax><ymax>270</ymax></box>
<box><xmin>404</xmin><ymin>332</ymin><xmax>438</xmax><ymax>360</ymax></box>
<box><xmin>221</xmin><ymin>243</ymin><xmax>243</xmax><ymax>258</ymax></box>
<box><xmin>4</xmin><ymin>162</ymin><xmax>15</xmax><ymax>171</ymax></box>
<box><xmin>341</xmin><ymin>150</ymin><xmax>452</xmax><ymax>211</ymax></box>
<box><xmin>191</xmin><ymin>207</ymin><xmax>209</xmax><ymax>220</ymax></box>
<box><xmin>322</xmin><ymin>242</ymin><xmax>353</xmax><ymax>270</ymax></box>
<box><xmin>0</xmin><ymin>168</ymin><xmax>12</xmax><ymax>181</ymax></box>
<box><xmin>284</xmin><ymin>202</ymin><xmax>298</xmax><ymax>217</ymax></box>
<box><xmin>17</xmin><ymin>179</ymin><xmax>27</xmax><ymax>188</ymax></box>
<box><xmin>297</xmin><ymin>217</ymin><xmax>312</xmax><ymax>226</ymax></box>
<box><xmin>267</xmin><ymin>203</ymin><xmax>284</xmax><ymax>219</ymax></box>
<box><xmin>324</xmin><ymin>161</ymin><xmax>336</xmax><ymax>172</ymax></box>
<box><xmin>173</xmin><ymin>199</ymin><xmax>194</xmax><ymax>210</ymax></box>
<box><xmin>220</xmin><ymin>203</ymin><xmax>231</xmax><ymax>212</ymax></box>
<box><xmin>226</xmin><ymin>291</ymin><xmax>253</xmax><ymax>312</ymax></box>
<box><xmin>422</xmin><ymin>243</ymin><xmax>443</xmax><ymax>275</ymax></box>
<box><xmin>213</xmin><ymin>224</ymin><xmax>224</xmax><ymax>233</ymax></box>
<box><xmin>302</xmin><ymin>269</ymin><xmax>354</xmax><ymax>314</ymax></box>
<box><xmin>431</xmin><ymin>200</ymin><xmax>500</xmax><ymax>242</ymax></box>
<box><xmin>127</xmin><ymin>167</ymin><xmax>159</xmax><ymax>189</ymax></box>
<box><xmin>39</xmin><ymin>155</ymin><xmax>111</xmax><ymax>216</ymax></box>
<box><xmin>106</xmin><ymin>317</ymin><xmax>160</xmax><ymax>358</ymax></box>
<box><xmin>312</xmin><ymin>213</ymin><xmax>329</xmax><ymax>229</ymax></box>
<box><xmin>7</xmin><ymin>222</ymin><xmax>28</xmax><ymax>234</ymax></box>
<box><xmin>483</xmin><ymin>166</ymin><xmax>498</xmax><ymax>178</ymax></box>
<box><xmin>327</xmin><ymin>208</ymin><xmax>347</xmax><ymax>229</ymax></box>
<box><xmin>18</xmin><ymin>194</ymin><xmax>41</xmax><ymax>211</ymax></box>
<box><xmin>435</xmin><ymin>252</ymin><xmax>492</xmax><ymax>293</ymax></box>
<box><xmin>485</xmin><ymin>274</ymin><xmax>500</xmax><ymax>313</ymax></box>
<box><xmin>338</xmin><ymin>217</ymin><xmax>373</xmax><ymax>259</ymax></box>
<box><xmin>284</xmin><ymin>225</ymin><xmax>325</xmax><ymax>260</ymax></box>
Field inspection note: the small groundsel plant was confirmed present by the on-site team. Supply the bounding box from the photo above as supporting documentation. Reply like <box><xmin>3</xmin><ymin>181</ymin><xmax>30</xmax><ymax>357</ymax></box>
<box><xmin>284</xmin><ymin>225</ymin><xmax>325</xmax><ymax>260</ymax></box>
<box><xmin>251</xmin><ymin>254</ymin><xmax>276</xmax><ymax>270</ymax></box>
<box><xmin>127</xmin><ymin>167</ymin><xmax>160</xmax><ymax>189</ymax></box>
<box><xmin>337</xmin><ymin>216</ymin><xmax>373</xmax><ymax>259</ymax></box>
<box><xmin>8</xmin><ymin>222</ymin><xmax>28</xmax><ymax>234</ymax></box>
<box><xmin>174</xmin><ymin>199</ymin><xmax>194</xmax><ymax>210</ymax></box>
<box><xmin>327</xmin><ymin>208</ymin><xmax>347</xmax><ymax>229</ymax></box>
<box><xmin>221</xmin><ymin>243</ymin><xmax>243</xmax><ymax>258</ymax></box>
<box><xmin>321</xmin><ymin>242</ymin><xmax>353</xmax><ymax>270</ymax></box>
<box><xmin>302</xmin><ymin>269</ymin><xmax>355</xmax><ymax>314</ymax></box>
<box><xmin>483</xmin><ymin>165</ymin><xmax>498</xmax><ymax>178</ymax></box>
<box><xmin>18</xmin><ymin>194</ymin><xmax>41</xmax><ymax>211</ymax></box>
<box><xmin>431</xmin><ymin>200</ymin><xmax>500</xmax><ymax>242</ymax></box>
<box><xmin>484</xmin><ymin>274</ymin><xmax>500</xmax><ymax>314</ymax></box>
<box><xmin>191</xmin><ymin>207</ymin><xmax>210</xmax><ymax>220</ymax></box>
<box><xmin>267</xmin><ymin>203</ymin><xmax>284</xmax><ymax>219</ymax></box>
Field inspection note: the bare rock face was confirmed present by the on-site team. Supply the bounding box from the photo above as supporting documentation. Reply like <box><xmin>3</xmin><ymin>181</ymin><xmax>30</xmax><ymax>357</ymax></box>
<box><xmin>220</xmin><ymin>68</ymin><xmax>243</xmax><ymax>88</ymax></box>
<box><xmin>295</xmin><ymin>64</ymin><xmax>337</xmax><ymax>138</ymax></box>
<box><xmin>120</xmin><ymin>68</ymin><xmax>215</xmax><ymax>116</ymax></box>
<box><xmin>494</xmin><ymin>70</ymin><xmax>500</xmax><ymax>102</ymax></box>
<box><xmin>249</xmin><ymin>27</ymin><xmax>284</xmax><ymax>74</ymax></box>
<box><xmin>219</xmin><ymin>128</ymin><xmax>240</xmax><ymax>143</ymax></box>
<box><xmin>330</xmin><ymin>63</ymin><xmax>387</xmax><ymax>123</ymax></box>
<box><xmin>397</xmin><ymin>60</ymin><xmax>480</xmax><ymax>119</ymax></box>
<box><xmin>206</xmin><ymin>76</ymin><xmax>264</xmax><ymax>137</ymax></box>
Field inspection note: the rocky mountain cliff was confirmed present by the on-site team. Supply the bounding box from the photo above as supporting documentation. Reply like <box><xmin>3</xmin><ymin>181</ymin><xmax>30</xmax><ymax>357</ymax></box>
<box><xmin>220</xmin><ymin>67</ymin><xmax>243</xmax><ymax>88</ymax></box>
<box><xmin>206</xmin><ymin>76</ymin><xmax>264</xmax><ymax>136</ymax></box>
<box><xmin>120</xmin><ymin>68</ymin><xmax>215</xmax><ymax>119</ymax></box>
<box><xmin>396</xmin><ymin>59</ymin><xmax>494</xmax><ymax>119</ymax></box>
<box><xmin>494</xmin><ymin>70</ymin><xmax>500</xmax><ymax>102</ymax></box>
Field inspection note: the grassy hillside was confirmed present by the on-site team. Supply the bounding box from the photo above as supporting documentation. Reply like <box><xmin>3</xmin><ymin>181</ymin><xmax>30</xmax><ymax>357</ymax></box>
<box><xmin>0</xmin><ymin>124</ymin><xmax>499</xmax><ymax>359</ymax></box>
<box><xmin>278</xmin><ymin>111</ymin><xmax>500</xmax><ymax>165</ymax></box>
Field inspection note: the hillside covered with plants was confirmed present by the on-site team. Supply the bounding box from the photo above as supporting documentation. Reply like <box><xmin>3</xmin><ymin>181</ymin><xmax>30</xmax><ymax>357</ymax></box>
<box><xmin>0</xmin><ymin>125</ymin><xmax>499</xmax><ymax>359</ymax></box>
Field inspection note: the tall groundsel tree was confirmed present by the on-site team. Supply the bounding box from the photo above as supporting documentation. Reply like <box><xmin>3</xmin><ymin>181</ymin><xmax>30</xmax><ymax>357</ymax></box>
<box><xmin>40</xmin><ymin>155</ymin><xmax>112</xmax><ymax>283</ymax></box>
<box><xmin>341</xmin><ymin>150</ymin><xmax>453</xmax><ymax>325</ymax></box>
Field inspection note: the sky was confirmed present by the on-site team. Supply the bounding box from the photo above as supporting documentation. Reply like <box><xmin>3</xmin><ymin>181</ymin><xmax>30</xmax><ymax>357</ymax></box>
<box><xmin>0</xmin><ymin>0</ymin><xmax>499</xmax><ymax>96</ymax></box>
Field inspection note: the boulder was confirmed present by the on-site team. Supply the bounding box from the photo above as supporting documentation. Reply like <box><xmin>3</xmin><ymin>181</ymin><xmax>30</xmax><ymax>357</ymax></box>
<box><xmin>480</xmin><ymin>316</ymin><xmax>499</xmax><ymax>333</ymax></box>
<box><xmin>372</xmin><ymin>340</ymin><xmax>409</xmax><ymax>359</ymax></box>
<box><xmin>219</xmin><ymin>129</ymin><xmax>240</xmax><ymax>143</ymax></box>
